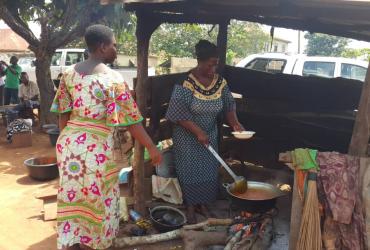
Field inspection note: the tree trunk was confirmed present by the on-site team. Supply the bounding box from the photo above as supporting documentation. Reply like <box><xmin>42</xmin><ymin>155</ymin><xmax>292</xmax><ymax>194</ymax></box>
<box><xmin>35</xmin><ymin>53</ymin><xmax>57</xmax><ymax>125</ymax></box>
<box><xmin>348</xmin><ymin>61</ymin><xmax>370</xmax><ymax>156</ymax></box>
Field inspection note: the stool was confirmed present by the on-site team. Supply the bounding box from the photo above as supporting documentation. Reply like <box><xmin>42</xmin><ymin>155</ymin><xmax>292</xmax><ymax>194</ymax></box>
<box><xmin>11</xmin><ymin>131</ymin><xmax>32</xmax><ymax>148</ymax></box>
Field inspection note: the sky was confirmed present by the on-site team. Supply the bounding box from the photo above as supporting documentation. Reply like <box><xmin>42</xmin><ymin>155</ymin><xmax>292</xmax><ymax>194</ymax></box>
<box><xmin>1</xmin><ymin>20</ymin><xmax>369</xmax><ymax>55</ymax></box>
<box><xmin>262</xmin><ymin>26</ymin><xmax>370</xmax><ymax>54</ymax></box>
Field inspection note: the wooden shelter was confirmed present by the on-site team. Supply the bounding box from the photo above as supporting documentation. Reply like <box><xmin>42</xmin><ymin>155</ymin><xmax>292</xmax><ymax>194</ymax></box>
<box><xmin>0</xmin><ymin>28</ymin><xmax>29</xmax><ymax>52</ymax></box>
<box><xmin>100</xmin><ymin>0</ymin><xmax>370</xmax><ymax>222</ymax></box>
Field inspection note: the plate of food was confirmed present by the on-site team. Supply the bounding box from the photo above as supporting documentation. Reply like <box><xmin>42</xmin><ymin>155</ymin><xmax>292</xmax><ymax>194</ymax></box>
<box><xmin>232</xmin><ymin>131</ymin><xmax>255</xmax><ymax>139</ymax></box>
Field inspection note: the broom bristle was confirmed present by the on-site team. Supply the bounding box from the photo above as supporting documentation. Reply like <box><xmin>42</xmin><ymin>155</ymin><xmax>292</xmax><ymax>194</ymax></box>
<box><xmin>296</xmin><ymin>178</ymin><xmax>322</xmax><ymax>250</ymax></box>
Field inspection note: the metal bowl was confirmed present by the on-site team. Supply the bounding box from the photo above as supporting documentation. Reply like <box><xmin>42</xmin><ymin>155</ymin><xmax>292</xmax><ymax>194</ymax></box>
<box><xmin>149</xmin><ymin>206</ymin><xmax>186</xmax><ymax>232</ymax></box>
<box><xmin>24</xmin><ymin>157</ymin><xmax>59</xmax><ymax>181</ymax></box>
<box><xmin>42</xmin><ymin>124</ymin><xmax>57</xmax><ymax>133</ymax></box>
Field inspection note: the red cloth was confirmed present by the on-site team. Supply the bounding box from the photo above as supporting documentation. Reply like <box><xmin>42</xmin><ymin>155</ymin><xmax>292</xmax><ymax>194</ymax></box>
<box><xmin>317</xmin><ymin>152</ymin><xmax>366</xmax><ymax>250</ymax></box>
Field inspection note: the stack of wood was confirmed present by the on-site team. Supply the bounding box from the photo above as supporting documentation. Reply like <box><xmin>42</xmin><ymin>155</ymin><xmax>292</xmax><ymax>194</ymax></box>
<box><xmin>115</xmin><ymin>214</ymin><xmax>275</xmax><ymax>250</ymax></box>
<box><xmin>114</xmin><ymin>218</ymin><xmax>231</xmax><ymax>250</ymax></box>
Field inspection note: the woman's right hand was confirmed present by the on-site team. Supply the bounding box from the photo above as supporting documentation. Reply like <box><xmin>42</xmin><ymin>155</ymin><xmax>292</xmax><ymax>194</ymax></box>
<box><xmin>196</xmin><ymin>131</ymin><xmax>209</xmax><ymax>146</ymax></box>
<box><xmin>148</xmin><ymin>146</ymin><xmax>162</xmax><ymax>166</ymax></box>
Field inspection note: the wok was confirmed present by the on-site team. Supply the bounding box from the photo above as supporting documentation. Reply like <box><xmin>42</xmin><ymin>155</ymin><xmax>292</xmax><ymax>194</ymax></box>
<box><xmin>224</xmin><ymin>181</ymin><xmax>287</xmax><ymax>213</ymax></box>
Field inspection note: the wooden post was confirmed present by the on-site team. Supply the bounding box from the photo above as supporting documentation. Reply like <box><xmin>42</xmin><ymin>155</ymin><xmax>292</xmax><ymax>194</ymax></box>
<box><xmin>217</xmin><ymin>21</ymin><xmax>229</xmax><ymax>73</ymax></box>
<box><xmin>288</xmin><ymin>171</ymin><xmax>303</xmax><ymax>250</ymax></box>
<box><xmin>349</xmin><ymin>61</ymin><xmax>370</xmax><ymax>156</ymax></box>
<box><xmin>134</xmin><ymin>12</ymin><xmax>160</xmax><ymax>214</ymax></box>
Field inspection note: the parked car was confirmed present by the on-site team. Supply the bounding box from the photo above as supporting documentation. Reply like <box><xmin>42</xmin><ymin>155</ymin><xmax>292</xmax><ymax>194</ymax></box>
<box><xmin>18</xmin><ymin>57</ymin><xmax>36</xmax><ymax>82</ymax></box>
<box><xmin>18</xmin><ymin>57</ymin><xmax>35</xmax><ymax>69</ymax></box>
<box><xmin>236</xmin><ymin>53</ymin><xmax>368</xmax><ymax>82</ymax></box>
<box><xmin>24</xmin><ymin>48</ymin><xmax>154</xmax><ymax>89</ymax></box>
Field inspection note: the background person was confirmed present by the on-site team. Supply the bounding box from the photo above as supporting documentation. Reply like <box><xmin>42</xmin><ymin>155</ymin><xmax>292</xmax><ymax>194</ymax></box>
<box><xmin>6</xmin><ymin>72</ymin><xmax>40</xmax><ymax>122</ymax></box>
<box><xmin>0</xmin><ymin>56</ymin><xmax>22</xmax><ymax>105</ymax></box>
<box><xmin>0</xmin><ymin>73</ymin><xmax>4</xmax><ymax>106</ymax></box>
<box><xmin>16</xmin><ymin>72</ymin><xmax>40</xmax><ymax>110</ymax></box>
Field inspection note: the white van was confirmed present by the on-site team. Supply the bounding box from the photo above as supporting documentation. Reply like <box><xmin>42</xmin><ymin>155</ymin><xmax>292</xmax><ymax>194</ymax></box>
<box><xmin>23</xmin><ymin>48</ymin><xmax>155</xmax><ymax>89</ymax></box>
<box><xmin>236</xmin><ymin>53</ymin><xmax>369</xmax><ymax>82</ymax></box>
<box><xmin>50</xmin><ymin>48</ymin><xmax>86</xmax><ymax>80</ymax></box>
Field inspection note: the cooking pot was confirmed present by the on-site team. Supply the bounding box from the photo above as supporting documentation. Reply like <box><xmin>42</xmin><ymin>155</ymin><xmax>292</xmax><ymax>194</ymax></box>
<box><xmin>224</xmin><ymin>181</ymin><xmax>287</xmax><ymax>213</ymax></box>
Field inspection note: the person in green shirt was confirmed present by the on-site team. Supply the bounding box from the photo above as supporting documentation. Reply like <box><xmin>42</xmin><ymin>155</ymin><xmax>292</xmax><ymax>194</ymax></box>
<box><xmin>0</xmin><ymin>56</ymin><xmax>22</xmax><ymax>105</ymax></box>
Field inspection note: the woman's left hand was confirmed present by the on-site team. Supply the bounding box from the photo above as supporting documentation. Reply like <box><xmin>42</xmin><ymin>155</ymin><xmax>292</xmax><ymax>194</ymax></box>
<box><xmin>232</xmin><ymin>122</ymin><xmax>245</xmax><ymax>132</ymax></box>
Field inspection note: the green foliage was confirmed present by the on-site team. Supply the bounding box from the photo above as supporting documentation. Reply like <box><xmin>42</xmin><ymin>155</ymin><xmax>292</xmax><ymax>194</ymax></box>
<box><xmin>342</xmin><ymin>48</ymin><xmax>370</xmax><ymax>61</ymax></box>
<box><xmin>305</xmin><ymin>33</ymin><xmax>349</xmax><ymax>56</ymax></box>
<box><xmin>5</xmin><ymin>0</ymin><xmax>107</xmax><ymax>35</ymax></box>
<box><xmin>150</xmin><ymin>23</ymin><xmax>218</xmax><ymax>58</ymax></box>
<box><xmin>113</xmin><ymin>16</ymin><xmax>269</xmax><ymax>64</ymax></box>
<box><xmin>113</xmin><ymin>13</ymin><xmax>137</xmax><ymax>56</ymax></box>
<box><xmin>227</xmin><ymin>20</ymin><xmax>269</xmax><ymax>60</ymax></box>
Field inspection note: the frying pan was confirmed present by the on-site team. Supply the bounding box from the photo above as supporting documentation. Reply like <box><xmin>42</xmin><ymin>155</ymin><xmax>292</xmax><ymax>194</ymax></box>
<box><xmin>223</xmin><ymin>181</ymin><xmax>287</xmax><ymax>213</ymax></box>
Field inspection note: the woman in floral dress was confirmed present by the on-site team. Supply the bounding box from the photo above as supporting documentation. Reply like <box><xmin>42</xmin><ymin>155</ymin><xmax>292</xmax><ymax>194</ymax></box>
<box><xmin>51</xmin><ymin>25</ymin><xmax>162</xmax><ymax>250</ymax></box>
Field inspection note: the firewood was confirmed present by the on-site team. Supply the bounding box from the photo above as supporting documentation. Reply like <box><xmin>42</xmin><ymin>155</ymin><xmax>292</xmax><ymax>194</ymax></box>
<box><xmin>225</xmin><ymin>230</ymin><xmax>243</xmax><ymax>250</ymax></box>
<box><xmin>114</xmin><ymin>229</ymin><xmax>182</xmax><ymax>248</ymax></box>
<box><xmin>114</xmin><ymin>218</ymin><xmax>233</xmax><ymax>248</ymax></box>
<box><xmin>183</xmin><ymin>218</ymin><xmax>233</xmax><ymax>230</ymax></box>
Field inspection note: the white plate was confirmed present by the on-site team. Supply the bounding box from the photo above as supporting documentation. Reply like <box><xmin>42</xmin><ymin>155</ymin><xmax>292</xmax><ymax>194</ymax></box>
<box><xmin>232</xmin><ymin>131</ymin><xmax>255</xmax><ymax>139</ymax></box>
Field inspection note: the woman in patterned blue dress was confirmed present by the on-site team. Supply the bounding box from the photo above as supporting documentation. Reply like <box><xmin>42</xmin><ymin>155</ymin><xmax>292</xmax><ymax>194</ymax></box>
<box><xmin>166</xmin><ymin>40</ymin><xmax>244</xmax><ymax>223</ymax></box>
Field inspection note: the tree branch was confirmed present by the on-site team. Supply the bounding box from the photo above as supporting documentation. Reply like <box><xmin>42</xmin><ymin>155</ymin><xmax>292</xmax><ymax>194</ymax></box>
<box><xmin>49</xmin><ymin>0</ymin><xmax>98</xmax><ymax>49</ymax></box>
<box><xmin>0</xmin><ymin>4</ymin><xmax>39</xmax><ymax>50</ymax></box>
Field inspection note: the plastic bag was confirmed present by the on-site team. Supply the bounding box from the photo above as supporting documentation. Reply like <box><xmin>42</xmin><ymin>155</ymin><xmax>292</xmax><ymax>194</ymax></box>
<box><xmin>152</xmin><ymin>175</ymin><xmax>183</xmax><ymax>205</ymax></box>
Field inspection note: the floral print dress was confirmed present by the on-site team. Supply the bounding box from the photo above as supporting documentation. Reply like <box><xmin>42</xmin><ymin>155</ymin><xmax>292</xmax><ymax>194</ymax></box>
<box><xmin>50</xmin><ymin>68</ymin><xmax>142</xmax><ymax>249</ymax></box>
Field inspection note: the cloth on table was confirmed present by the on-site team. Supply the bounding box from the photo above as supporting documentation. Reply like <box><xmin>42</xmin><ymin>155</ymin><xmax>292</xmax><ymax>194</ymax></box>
<box><xmin>291</xmin><ymin>148</ymin><xmax>318</xmax><ymax>171</ymax></box>
<box><xmin>317</xmin><ymin>152</ymin><xmax>367</xmax><ymax>250</ymax></box>
<box><xmin>6</xmin><ymin>118</ymin><xmax>32</xmax><ymax>142</ymax></box>
<box><xmin>152</xmin><ymin>175</ymin><xmax>183</xmax><ymax>204</ymax></box>
<box><xmin>291</xmin><ymin>148</ymin><xmax>318</xmax><ymax>201</ymax></box>
<box><xmin>165</xmin><ymin>73</ymin><xmax>235</xmax><ymax>205</ymax></box>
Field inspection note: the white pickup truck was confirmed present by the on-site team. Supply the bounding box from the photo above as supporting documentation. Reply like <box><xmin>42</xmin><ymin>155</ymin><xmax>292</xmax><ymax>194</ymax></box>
<box><xmin>23</xmin><ymin>48</ymin><xmax>154</xmax><ymax>89</ymax></box>
<box><xmin>236</xmin><ymin>53</ymin><xmax>368</xmax><ymax>82</ymax></box>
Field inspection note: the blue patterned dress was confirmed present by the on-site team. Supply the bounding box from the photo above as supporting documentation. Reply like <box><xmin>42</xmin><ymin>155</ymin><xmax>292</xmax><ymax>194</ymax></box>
<box><xmin>166</xmin><ymin>73</ymin><xmax>235</xmax><ymax>205</ymax></box>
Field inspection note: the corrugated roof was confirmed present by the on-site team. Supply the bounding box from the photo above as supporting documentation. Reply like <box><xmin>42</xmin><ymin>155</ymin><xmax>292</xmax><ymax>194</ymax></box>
<box><xmin>0</xmin><ymin>29</ymin><xmax>29</xmax><ymax>52</ymax></box>
<box><xmin>102</xmin><ymin>0</ymin><xmax>370</xmax><ymax>42</ymax></box>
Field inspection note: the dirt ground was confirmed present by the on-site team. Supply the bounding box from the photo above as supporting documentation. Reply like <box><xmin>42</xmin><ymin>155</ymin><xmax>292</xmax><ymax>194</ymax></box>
<box><xmin>0</xmin><ymin>129</ymin><xmax>57</xmax><ymax>250</ymax></box>
<box><xmin>0</xmin><ymin>127</ymin><xmax>291</xmax><ymax>250</ymax></box>
<box><xmin>0</xmin><ymin>129</ymin><xmax>181</xmax><ymax>250</ymax></box>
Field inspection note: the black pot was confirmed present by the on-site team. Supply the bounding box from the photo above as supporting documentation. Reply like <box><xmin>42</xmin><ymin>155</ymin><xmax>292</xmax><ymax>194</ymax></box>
<box><xmin>42</xmin><ymin>124</ymin><xmax>57</xmax><ymax>133</ymax></box>
<box><xmin>224</xmin><ymin>181</ymin><xmax>287</xmax><ymax>213</ymax></box>
<box><xmin>47</xmin><ymin>128</ymin><xmax>60</xmax><ymax>146</ymax></box>
<box><xmin>149</xmin><ymin>206</ymin><xmax>186</xmax><ymax>233</ymax></box>
<box><xmin>24</xmin><ymin>157</ymin><xmax>59</xmax><ymax>181</ymax></box>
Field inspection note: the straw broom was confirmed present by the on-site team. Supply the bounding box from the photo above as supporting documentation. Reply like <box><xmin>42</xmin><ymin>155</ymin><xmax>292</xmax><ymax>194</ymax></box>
<box><xmin>296</xmin><ymin>170</ymin><xmax>322</xmax><ymax>250</ymax></box>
